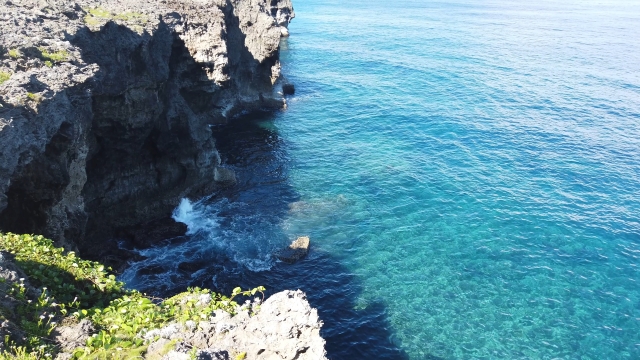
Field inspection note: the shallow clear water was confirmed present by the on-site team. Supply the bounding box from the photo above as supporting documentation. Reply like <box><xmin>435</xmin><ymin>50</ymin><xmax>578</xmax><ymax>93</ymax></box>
<box><xmin>121</xmin><ymin>0</ymin><xmax>640</xmax><ymax>358</ymax></box>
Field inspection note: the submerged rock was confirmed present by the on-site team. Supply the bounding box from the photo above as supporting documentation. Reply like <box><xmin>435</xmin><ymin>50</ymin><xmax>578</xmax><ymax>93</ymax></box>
<box><xmin>277</xmin><ymin>236</ymin><xmax>310</xmax><ymax>263</ymax></box>
<box><xmin>214</xmin><ymin>167</ymin><xmax>237</xmax><ymax>184</ymax></box>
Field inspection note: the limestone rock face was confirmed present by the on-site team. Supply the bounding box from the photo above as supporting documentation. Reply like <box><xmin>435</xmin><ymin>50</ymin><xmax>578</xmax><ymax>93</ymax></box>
<box><xmin>0</xmin><ymin>0</ymin><xmax>294</xmax><ymax>257</ymax></box>
<box><xmin>145</xmin><ymin>290</ymin><xmax>327</xmax><ymax>360</ymax></box>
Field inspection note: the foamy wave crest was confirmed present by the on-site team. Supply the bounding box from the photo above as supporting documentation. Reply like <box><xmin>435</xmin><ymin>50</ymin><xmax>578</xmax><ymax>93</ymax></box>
<box><xmin>172</xmin><ymin>198</ymin><xmax>219</xmax><ymax>235</ymax></box>
<box><xmin>119</xmin><ymin>197</ymin><xmax>283</xmax><ymax>293</ymax></box>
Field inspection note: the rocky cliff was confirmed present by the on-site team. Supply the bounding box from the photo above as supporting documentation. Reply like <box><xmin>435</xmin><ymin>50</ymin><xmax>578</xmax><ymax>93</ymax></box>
<box><xmin>0</xmin><ymin>0</ymin><xmax>294</xmax><ymax>258</ymax></box>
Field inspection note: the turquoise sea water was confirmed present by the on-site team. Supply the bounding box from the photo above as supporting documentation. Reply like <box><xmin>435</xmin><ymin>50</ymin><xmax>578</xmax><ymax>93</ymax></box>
<box><xmin>121</xmin><ymin>0</ymin><xmax>640</xmax><ymax>358</ymax></box>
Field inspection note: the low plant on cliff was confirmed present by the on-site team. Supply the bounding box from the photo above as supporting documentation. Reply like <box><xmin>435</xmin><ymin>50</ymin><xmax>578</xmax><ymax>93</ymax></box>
<box><xmin>25</xmin><ymin>93</ymin><xmax>43</xmax><ymax>105</ymax></box>
<box><xmin>0</xmin><ymin>71</ymin><xmax>10</xmax><ymax>85</ymax></box>
<box><xmin>83</xmin><ymin>7</ymin><xmax>147</xmax><ymax>27</ymax></box>
<box><xmin>37</xmin><ymin>48</ymin><xmax>69</xmax><ymax>66</ymax></box>
<box><xmin>7</xmin><ymin>49</ymin><xmax>20</xmax><ymax>59</ymax></box>
<box><xmin>0</xmin><ymin>233</ymin><xmax>264</xmax><ymax>360</ymax></box>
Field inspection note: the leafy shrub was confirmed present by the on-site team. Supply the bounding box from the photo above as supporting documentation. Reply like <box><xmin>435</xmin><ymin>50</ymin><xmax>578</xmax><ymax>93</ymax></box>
<box><xmin>0</xmin><ymin>233</ymin><xmax>264</xmax><ymax>360</ymax></box>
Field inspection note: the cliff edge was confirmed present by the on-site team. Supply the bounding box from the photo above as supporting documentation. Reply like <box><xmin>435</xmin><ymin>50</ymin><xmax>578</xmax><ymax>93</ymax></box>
<box><xmin>0</xmin><ymin>233</ymin><xmax>327</xmax><ymax>359</ymax></box>
<box><xmin>0</xmin><ymin>0</ymin><xmax>294</xmax><ymax>258</ymax></box>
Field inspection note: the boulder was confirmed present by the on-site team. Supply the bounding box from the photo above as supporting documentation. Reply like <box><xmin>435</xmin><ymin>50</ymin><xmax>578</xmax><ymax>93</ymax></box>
<box><xmin>214</xmin><ymin>167</ymin><xmax>237</xmax><ymax>184</ymax></box>
<box><xmin>52</xmin><ymin>319</ymin><xmax>95</xmax><ymax>353</ymax></box>
<box><xmin>282</xmin><ymin>83</ymin><xmax>295</xmax><ymax>95</ymax></box>
<box><xmin>277</xmin><ymin>236</ymin><xmax>310</xmax><ymax>263</ymax></box>
<box><xmin>146</xmin><ymin>290</ymin><xmax>327</xmax><ymax>360</ymax></box>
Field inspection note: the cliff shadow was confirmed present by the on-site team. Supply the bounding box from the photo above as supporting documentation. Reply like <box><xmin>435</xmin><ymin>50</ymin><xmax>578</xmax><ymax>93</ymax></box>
<box><xmin>124</xmin><ymin>112</ymin><xmax>412</xmax><ymax>359</ymax></box>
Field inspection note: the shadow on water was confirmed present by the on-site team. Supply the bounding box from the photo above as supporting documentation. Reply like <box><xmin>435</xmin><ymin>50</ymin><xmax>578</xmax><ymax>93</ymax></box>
<box><xmin>128</xmin><ymin>111</ymin><xmax>412</xmax><ymax>359</ymax></box>
<box><xmin>227</xmin><ymin>254</ymin><xmax>412</xmax><ymax>360</ymax></box>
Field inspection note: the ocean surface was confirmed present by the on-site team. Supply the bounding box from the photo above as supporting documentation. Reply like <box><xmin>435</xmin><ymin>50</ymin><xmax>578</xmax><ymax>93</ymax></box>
<box><xmin>120</xmin><ymin>0</ymin><xmax>640</xmax><ymax>358</ymax></box>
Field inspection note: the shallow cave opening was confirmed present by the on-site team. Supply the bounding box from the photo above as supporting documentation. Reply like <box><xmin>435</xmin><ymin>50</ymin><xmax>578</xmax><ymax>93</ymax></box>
<box><xmin>0</xmin><ymin>185</ymin><xmax>49</xmax><ymax>236</ymax></box>
<box><xmin>0</xmin><ymin>122</ymin><xmax>74</xmax><ymax>238</ymax></box>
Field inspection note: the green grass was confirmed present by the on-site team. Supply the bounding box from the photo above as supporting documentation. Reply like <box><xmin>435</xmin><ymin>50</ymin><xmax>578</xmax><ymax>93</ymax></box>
<box><xmin>0</xmin><ymin>233</ymin><xmax>264</xmax><ymax>360</ymax></box>
<box><xmin>87</xmin><ymin>7</ymin><xmax>112</xmax><ymax>19</ymax></box>
<box><xmin>26</xmin><ymin>93</ymin><xmax>43</xmax><ymax>106</ymax></box>
<box><xmin>114</xmin><ymin>12</ymin><xmax>147</xmax><ymax>22</ymax></box>
<box><xmin>38</xmin><ymin>48</ymin><xmax>69</xmax><ymax>64</ymax></box>
<box><xmin>0</xmin><ymin>71</ymin><xmax>10</xmax><ymax>85</ymax></box>
<box><xmin>84</xmin><ymin>7</ymin><xmax>147</xmax><ymax>26</ymax></box>
<box><xmin>8</xmin><ymin>49</ymin><xmax>20</xmax><ymax>59</ymax></box>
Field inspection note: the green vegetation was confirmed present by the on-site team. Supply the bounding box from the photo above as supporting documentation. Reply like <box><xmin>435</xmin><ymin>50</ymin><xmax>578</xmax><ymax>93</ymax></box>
<box><xmin>38</xmin><ymin>48</ymin><xmax>69</xmax><ymax>65</ymax></box>
<box><xmin>87</xmin><ymin>7</ymin><xmax>112</xmax><ymax>19</ymax></box>
<box><xmin>7</xmin><ymin>49</ymin><xmax>20</xmax><ymax>59</ymax></box>
<box><xmin>0</xmin><ymin>71</ymin><xmax>10</xmax><ymax>85</ymax></box>
<box><xmin>113</xmin><ymin>12</ymin><xmax>147</xmax><ymax>23</ymax></box>
<box><xmin>0</xmin><ymin>233</ymin><xmax>264</xmax><ymax>360</ymax></box>
<box><xmin>26</xmin><ymin>93</ymin><xmax>42</xmax><ymax>103</ymax></box>
<box><xmin>84</xmin><ymin>7</ymin><xmax>147</xmax><ymax>27</ymax></box>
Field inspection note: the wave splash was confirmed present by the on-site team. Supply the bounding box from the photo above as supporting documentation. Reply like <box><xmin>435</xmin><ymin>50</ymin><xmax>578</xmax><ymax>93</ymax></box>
<box><xmin>172</xmin><ymin>198</ymin><xmax>218</xmax><ymax>236</ymax></box>
<box><xmin>119</xmin><ymin>197</ymin><xmax>282</xmax><ymax>293</ymax></box>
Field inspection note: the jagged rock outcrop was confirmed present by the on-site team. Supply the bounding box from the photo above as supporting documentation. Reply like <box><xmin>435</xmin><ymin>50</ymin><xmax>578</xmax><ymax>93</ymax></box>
<box><xmin>144</xmin><ymin>290</ymin><xmax>327</xmax><ymax>360</ymax></box>
<box><xmin>0</xmin><ymin>249</ymin><xmax>327</xmax><ymax>359</ymax></box>
<box><xmin>0</xmin><ymin>0</ymin><xmax>294</xmax><ymax>258</ymax></box>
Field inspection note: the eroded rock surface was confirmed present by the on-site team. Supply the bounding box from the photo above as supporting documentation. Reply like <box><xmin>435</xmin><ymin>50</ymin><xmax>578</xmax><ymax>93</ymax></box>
<box><xmin>0</xmin><ymin>0</ymin><xmax>294</xmax><ymax>258</ymax></box>
<box><xmin>52</xmin><ymin>319</ymin><xmax>95</xmax><ymax>353</ymax></box>
<box><xmin>144</xmin><ymin>290</ymin><xmax>327</xmax><ymax>360</ymax></box>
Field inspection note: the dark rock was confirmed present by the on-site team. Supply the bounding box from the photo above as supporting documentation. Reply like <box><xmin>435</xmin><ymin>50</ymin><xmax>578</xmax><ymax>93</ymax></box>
<box><xmin>119</xmin><ymin>217</ymin><xmax>188</xmax><ymax>249</ymax></box>
<box><xmin>177</xmin><ymin>260</ymin><xmax>210</xmax><ymax>273</ymax></box>
<box><xmin>137</xmin><ymin>264</ymin><xmax>166</xmax><ymax>276</ymax></box>
<box><xmin>0</xmin><ymin>251</ymin><xmax>32</xmax><ymax>348</ymax></box>
<box><xmin>197</xmin><ymin>349</ymin><xmax>229</xmax><ymax>360</ymax></box>
<box><xmin>213</xmin><ymin>167</ymin><xmax>237</xmax><ymax>184</ymax></box>
<box><xmin>282</xmin><ymin>83</ymin><xmax>295</xmax><ymax>95</ymax></box>
<box><xmin>277</xmin><ymin>236</ymin><xmax>310</xmax><ymax>263</ymax></box>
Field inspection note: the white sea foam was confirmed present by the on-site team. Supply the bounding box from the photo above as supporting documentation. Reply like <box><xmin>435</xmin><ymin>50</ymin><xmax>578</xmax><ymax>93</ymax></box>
<box><xmin>172</xmin><ymin>198</ymin><xmax>221</xmax><ymax>236</ymax></box>
<box><xmin>119</xmin><ymin>197</ymin><xmax>279</xmax><ymax>292</ymax></box>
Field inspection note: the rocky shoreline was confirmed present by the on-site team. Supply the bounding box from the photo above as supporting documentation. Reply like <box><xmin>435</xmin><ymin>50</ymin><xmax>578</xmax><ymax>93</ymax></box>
<box><xmin>0</xmin><ymin>0</ymin><xmax>293</xmax><ymax>261</ymax></box>
<box><xmin>0</xmin><ymin>1</ymin><xmax>329</xmax><ymax>358</ymax></box>
<box><xmin>0</xmin><ymin>234</ymin><xmax>327</xmax><ymax>359</ymax></box>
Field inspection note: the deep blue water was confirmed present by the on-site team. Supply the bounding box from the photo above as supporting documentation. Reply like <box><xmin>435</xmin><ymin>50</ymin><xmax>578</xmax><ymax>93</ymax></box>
<box><xmin>121</xmin><ymin>0</ymin><xmax>640</xmax><ymax>358</ymax></box>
